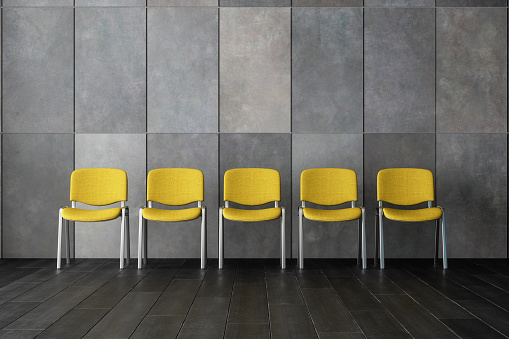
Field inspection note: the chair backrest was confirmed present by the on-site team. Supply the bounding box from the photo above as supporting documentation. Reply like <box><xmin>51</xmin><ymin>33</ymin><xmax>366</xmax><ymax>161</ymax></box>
<box><xmin>70</xmin><ymin>168</ymin><xmax>127</xmax><ymax>206</ymax></box>
<box><xmin>301</xmin><ymin>168</ymin><xmax>358</xmax><ymax>206</ymax></box>
<box><xmin>147</xmin><ymin>168</ymin><xmax>204</xmax><ymax>206</ymax></box>
<box><xmin>377</xmin><ymin>168</ymin><xmax>434</xmax><ymax>206</ymax></box>
<box><xmin>224</xmin><ymin>168</ymin><xmax>280</xmax><ymax>206</ymax></box>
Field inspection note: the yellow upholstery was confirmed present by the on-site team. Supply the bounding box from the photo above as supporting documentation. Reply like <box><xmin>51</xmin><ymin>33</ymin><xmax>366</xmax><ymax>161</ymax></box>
<box><xmin>62</xmin><ymin>207</ymin><xmax>122</xmax><ymax>222</ymax></box>
<box><xmin>223</xmin><ymin>207</ymin><xmax>281</xmax><ymax>222</ymax></box>
<box><xmin>224</xmin><ymin>168</ymin><xmax>280</xmax><ymax>205</ymax></box>
<box><xmin>70</xmin><ymin>168</ymin><xmax>127</xmax><ymax>206</ymax></box>
<box><xmin>377</xmin><ymin>168</ymin><xmax>434</xmax><ymax>205</ymax></box>
<box><xmin>147</xmin><ymin>168</ymin><xmax>203</xmax><ymax>206</ymax></box>
<box><xmin>383</xmin><ymin>207</ymin><xmax>442</xmax><ymax>222</ymax></box>
<box><xmin>301</xmin><ymin>168</ymin><xmax>357</xmax><ymax>205</ymax></box>
<box><xmin>142</xmin><ymin>207</ymin><xmax>202</xmax><ymax>222</ymax></box>
<box><xmin>303</xmin><ymin>207</ymin><xmax>362</xmax><ymax>222</ymax></box>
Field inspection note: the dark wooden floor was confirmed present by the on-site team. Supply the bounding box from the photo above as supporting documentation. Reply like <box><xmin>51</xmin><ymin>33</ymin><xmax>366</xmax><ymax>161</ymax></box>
<box><xmin>0</xmin><ymin>258</ymin><xmax>508</xmax><ymax>338</ymax></box>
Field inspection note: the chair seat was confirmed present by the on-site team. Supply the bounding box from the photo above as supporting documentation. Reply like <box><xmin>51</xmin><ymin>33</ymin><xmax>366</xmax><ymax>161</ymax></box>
<box><xmin>143</xmin><ymin>207</ymin><xmax>202</xmax><ymax>222</ymax></box>
<box><xmin>223</xmin><ymin>207</ymin><xmax>281</xmax><ymax>222</ymax></box>
<box><xmin>383</xmin><ymin>207</ymin><xmax>442</xmax><ymax>222</ymax></box>
<box><xmin>303</xmin><ymin>207</ymin><xmax>362</xmax><ymax>222</ymax></box>
<box><xmin>62</xmin><ymin>207</ymin><xmax>122</xmax><ymax>222</ymax></box>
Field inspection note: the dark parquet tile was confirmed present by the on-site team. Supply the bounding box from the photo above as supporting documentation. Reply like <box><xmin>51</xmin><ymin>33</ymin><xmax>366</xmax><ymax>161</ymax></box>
<box><xmin>441</xmin><ymin>318</ymin><xmax>506</xmax><ymax>339</ymax></box>
<box><xmin>37</xmin><ymin>308</ymin><xmax>109</xmax><ymax>339</ymax></box>
<box><xmin>0</xmin><ymin>259</ymin><xmax>507</xmax><ymax>338</ymax></box>
<box><xmin>224</xmin><ymin>323</ymin><xmax>271</xmax><ymax>339</ymax></box>
<box><xmin>130</xmin><ymin>315</ymin><xmax>185</xmax><ymax>339</ymax></box>
<box><xmin>83</xmin><ymin>292</ymin><xmax>160</xmax><ymax>338</ymax></box>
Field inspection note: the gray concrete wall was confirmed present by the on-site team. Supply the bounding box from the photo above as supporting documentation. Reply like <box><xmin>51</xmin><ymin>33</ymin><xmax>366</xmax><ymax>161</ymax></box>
<box><xmin>1</xmin><ymin>0</ymin><xmax>507</xmax><ymax>259</ymax></box>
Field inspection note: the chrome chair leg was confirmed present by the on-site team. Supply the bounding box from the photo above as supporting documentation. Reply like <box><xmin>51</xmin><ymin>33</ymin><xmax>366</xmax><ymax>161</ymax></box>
<box><xmin>125</xmin><ymin>209</ymin><xmax>130</xmax><ymax>267</ymax></box>
<box><xmin>281</xmin><ymin>207</ymin><xmax>286</xmax><ymax>269</ymax></box>
<box><xmin>379</xmin><ymin>209</ymin><xmax>385</xmax><ymax>269</ymax></box>
<box><xmin>201</xmin><ymin>207</ymin><xmax>207</xmax><ymax>269</ymax></box>
<box><xmin>65</xmin><ymin>219</ymin><xmax>71</xmax><ymax>265</ymax></box>
<box><xmin>143</xmin><ymin>218</ymin><xmax>148</xmax><ymax>265</ymax></box>
<box><xmin>361</xmin><ymin>207</ymin><xmax>367</xmax><ymax>269</ymax></box>
<box><xmin>57</xmin><ymin>208</ymin><xmax>63</xmax><ymax>269</ymax></box>
<box><xmin>357</xmin><ymin>218</ymin><xmax>361</xmax><ymax>267</ymax></box>
<box><xmin>120</xmin><ymin>208</ymin><xmax>126</xmax><ymax>269</ymax></box>
<box><xmin>442</xmin><ymin>210</ymin><xmax>447</xmax><ymax>269</ymax></box>
<box><xmin>219</xmin><ymin>208</ymin><xmax>224</xmax><ymax>269</ymax></box>
<box><xmin>298</xmin><ymin>207</ymin><xmax>304</xmax><ymax>269</ymax></box>
<box><xmin>138</xmin><ymin>208</ymin><xmax>143</xmax><ymax>269</ymax></box>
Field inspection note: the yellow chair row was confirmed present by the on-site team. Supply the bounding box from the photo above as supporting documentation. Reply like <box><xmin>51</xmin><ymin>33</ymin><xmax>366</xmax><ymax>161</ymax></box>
<box><xmin>56</xmin><ymin>167</ymin><xmax>447</xmax><ymax>270</ymax></box>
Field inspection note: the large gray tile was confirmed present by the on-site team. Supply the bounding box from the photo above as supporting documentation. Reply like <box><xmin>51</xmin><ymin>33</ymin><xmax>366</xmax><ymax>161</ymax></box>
<box><xmin>292</xmin><ymin>134</ymin><xmax>363</xmax><ymax>259</ymax></box>
<box><xmin>76</xmin><ymin>0</ymin><xmax>146</xmax><ymax>6</ymax></box>
<box><xmin>148</xmin><ymin>8</ymin><xmax>218</xmax><ymax>133</ymax></box>
<box><xmin>147</xmin><ymin>134</ymin><xmax>218</xmax><ymax>258</ymax></box>
<box><xmin>220</xmin><ymin>8</ymin><xmax>291</xmax><ymax>133</ymax></box>
<box><xmin>436</xmin><ymin>134</ymin><xmax>507</xmax><ymax>258</ymax></box>
<box><xmin>437</xmin><ymin>0</ymin><xmax>507</xmax><ymax>6</ymax></box>
<box><xmin>292</xmin><ymin>0</ymin><xmax>362</xmax><ymax>6</ymax></box>
<box><xmin>4</xmin><ymin>0</ymin><xmax>73</xmax><ymax>6</ymax></box>
<box><xmin>3</xmin><ymin>8</ymin><xmax>73</xmax><ymax>133</ymax></box>
<box><xmin>3</xmin><ymin>134</ymin><xmax>73</xmax><ymax>257</ymax></box>
<box><xmin>75</xmin><ymin>134</ymin><xmax>146</xmax><ymax>258</ymax></box>
<box><xmin>437</xmin><ymin>8</ymin><xmax>507</xmax><ymax>133</ymax></box>
<box><xmin>365</xmin><ymin>0</ymin><xmax>434</xmax><ymax>6</ymax></box>
<box><xmin>220</xmin><ymin>134</ymin><xmax>291</xmax><ymax>259</ymax></box>
<box><xmin>292</xmin><ymin>8</ymin><xmax>362</xmax><ymax>134</ymax></box>
<box><xmin>148</xmin><ymin>0</ymin><xmax>217</xmax><ymax>6</ymax></box>
<box><xmin>220</xmin><ymin>0</ymin><xmax>290</xmax><ymax>6</ymax></box>
<box><xmin>75</xmin><ymin>8</ymin><xmax>146</xmax><ymax>133</ymax></box>
<box><xmin>364</xmin><ymin>134</ymin><xmax>435</xmax><ymax>259</ymax></box>
<box><xmin>364</xmin><ymin>8</ymin><xmax>435</xmax><ymax>133</ymax></box>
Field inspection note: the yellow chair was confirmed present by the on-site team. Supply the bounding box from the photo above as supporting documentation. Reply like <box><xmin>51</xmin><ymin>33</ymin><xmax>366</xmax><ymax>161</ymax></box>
<box><xmin>219</xmin><ymin>168</ymin><xmax>285</xmax><ymax>269</ymax></box>
<box><xmin>376</xmin><ymin>168</ymin><xmax>447</xmax><ymax>269</ymax></box>
<box><xmin>57</xmin><ymin>168</ymin><xmax>130</xmax><ymax>269</ymax></box>
<box><xmin>138</xmin><ymin>168</ymin><xmax>206</xmax><ymax>269</ymax></box>
<box><xmin>299</xmin><ymin>168</ymin><xmax>366</xmax><ymax>269</ymax></box>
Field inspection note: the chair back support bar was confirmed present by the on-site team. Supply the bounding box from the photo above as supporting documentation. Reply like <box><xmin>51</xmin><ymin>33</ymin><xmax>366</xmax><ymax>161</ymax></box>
<box><xmin>377</xmin><ymin>168</ymin><xmax>434</xmax><ymax>206</ymax></box>
<box><xmin>70</xmin><ymin>168</ymin><xmax>127</xmax><ymax>206</ymax></box>
<box><xmin>301</xmin><ymin>168</ymin><xmax>358</xmax><ymax>205</ymax></box>
<box><xmin>224</xmin><ymin>168</ymin><xmax>280</xmax><ymax>205</ymax></box>
<box><xmin>147</xmin><ymin>168</ymin><xmax>204</xmax><ymax>205</ymax></box>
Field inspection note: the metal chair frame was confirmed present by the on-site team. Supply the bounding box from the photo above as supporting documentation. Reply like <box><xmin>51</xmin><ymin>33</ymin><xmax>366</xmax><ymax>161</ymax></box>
<box><xmin>219</xmin><ymin>200</ymin><xmax>286</xmax><ymax>269</ymax></box>
<box><xmin>299</xmin><ymin>200</ymin><xmax>366</xmax><ymax>269</ymax></box>
<box><xmin>138</xmin><ymin>200</ymin><xmax>207</xmax><ymax>269</ymax></box>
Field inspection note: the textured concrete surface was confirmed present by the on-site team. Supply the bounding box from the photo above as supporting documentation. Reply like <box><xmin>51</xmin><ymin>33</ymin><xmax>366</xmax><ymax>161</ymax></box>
<box><xmin>220</xmin><ymin>8</ymin><xmax>290</xmax><ymax>133</ymax></box>
<box><xmin>365</xmin><ymin>0</ymin><xmax>434</xmax><ymax>6</ymax></box>
<box><xmin>3</xmin><ymin>8</ymin><xmax>73</xmax><ymax>133</ymax></box>
<box><xmin>436</xmin><ymin>0</ymin><xmax>507</xmax><ymax>7</ymax></box>
<box><xmin>292</xmin><ymin>0</ymin><xmax>362</xmax><ymax>6</ymax></box>
<box><xmin>3</xmin><ymin>134</ymin><xmax>74</xmax><ymax>258</ymax></box>
<box><xmin>364</xmin><ymin>134</ymin><xmax>436</xmax><ymax>259</ymax></box>
<box><xmin>364</xmin><ymin>8</ymin><xmax>435</xmax><ymax>133</ymax></box>
<box><xmin>220</xmin><ymin>134</ymin><xmax>291</xmax><ymax>259</ymax></box>
<box><xmin>74</xmin><ymin>134</ymin><xmax>146</xmax><ymax>259</ymax></box>
<box><xmin>437</xmin><ymin>8</ymin><xmax>507</xmax><ymax>133</ymax></box>
<box><xmin>437</xmin><ymin>134</ymin><xmax>507</xmax><ymax>258</ymax></box>
<box><xmin>147</xmin><ymin>134</ymin><xmax>219</xmax><ymax>258</ymax></box>
<box><xmin>292</xmin><ymin>8</ymin><xmax>362</xmax><ymax>134</ymax></box>
<box><xmin>148</xmin><ymin>8</ymin><xmax>218</xmax><ymax>133</ymax></box>
<box><xmin>75</xmin><ymin>7</ymin><xmax>146</xmax><ymax>133</ymax></box>
<box><xmin>148</xmin><ymin>0</ymin><xmax>217</xmax><ymax>5</ymax></box>
<box><xmin>292</xmin><ymin>134</ymin><xmax>363</xmax><ymax>259</ymax></box>
<box><xmin>220</xmin><ymin>0</ymin><xmax>290</xmax><ymax>6</ymax></box>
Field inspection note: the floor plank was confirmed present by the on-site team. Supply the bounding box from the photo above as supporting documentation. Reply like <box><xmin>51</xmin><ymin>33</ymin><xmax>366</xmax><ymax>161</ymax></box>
<box><xmin>225</xmin><ymin>323</ymin><xmax>270</xmax><ymax>339</ymax></box>
<box><xmin>130</xmin><ymin>315</ymin><xmax>185</xmax><ymax>339</ymax></box>
<box><xmin>301</xmin><ymin>288</ymin><xmax>360</xmax><ymax>333</ymax></box>
<box><xmin>350</xmin><ymin>310</ymin><xmax>411</xmax><ymax>339</ymax></box>
<box><xmin>269</xmin><ymin>304</ymin><xmax>319</xmax><ymax>339</ymax></box>
<box><xmin>149</xmin><ymin>279</ymin><xmax>202</xmax><ymax>316</ymax></box>
<box><xmin>376</xmin><ymin>294</ymin><xmax>459</xmax><ymax>338</ymax></box>
<box><xmin>83</xmin><ymin>292</ymin><xmax>160</xmax><ymax>338</ymax></box>
<box><xmin>329</xmin><ymin>277</ymin><xmax>382</xmax><ymax>311</ymax></box>
<box><xmin>228</xmin><ymin>283</ymin><xmax>268</xmax><ymax>324</ymax></box>
<box><xmin>76</xmin><ymin>275</ymin><xmax>144</xmax><ymax>309</ymax></box>
<box><xmin>37</xmin><ymin>308</ymin><xmax>109</xmax><ymax>339</ymax></box>
<box><xmin>441</xmin><ymin>318</ymin><xmax>506</xmax><ymax>339</ymax></box>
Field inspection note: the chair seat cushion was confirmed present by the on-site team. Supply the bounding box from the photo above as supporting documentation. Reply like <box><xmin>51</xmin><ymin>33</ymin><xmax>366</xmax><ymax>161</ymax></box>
<box><xmin>303</xmin><ymin>207</ymin><xmax>361</xmax><ymax>222</ymax></box>
<box><xmin>143</xmin><ymin>207</ymin><xmax>202</xmax><ymax>222</ymax></box>
<box><xmin>62</xmin><ymin>207</ymin><xmax>122</xmax><ymax>222</ymax></box>
<box><xmin>223</xmin><ymin>207</ymin><xmax>281</xmax><ymax>222</ymax></box>
<box><xmin>383</xmin><ymin>207</ymin><xmax>442</xmax><ymax>222</ymax></box>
